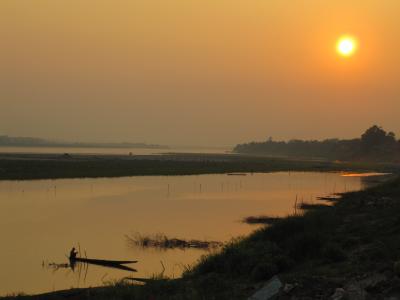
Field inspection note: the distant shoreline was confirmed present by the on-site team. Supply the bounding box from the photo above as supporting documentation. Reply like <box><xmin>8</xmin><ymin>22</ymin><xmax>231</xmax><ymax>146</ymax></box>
<box><xmin>0</xmin><ymin>152</ymin><xmax>398</xmax><ymax>181</ymax></box>
<box><xmin>0</xmin><ymin>143</ymin><xmax>168</xmax><ymax>150</ymax></box>
<box><xmin>0</xmin><ymin>135</ymin><xmax>169</xmax><ymax>149</ymax></box>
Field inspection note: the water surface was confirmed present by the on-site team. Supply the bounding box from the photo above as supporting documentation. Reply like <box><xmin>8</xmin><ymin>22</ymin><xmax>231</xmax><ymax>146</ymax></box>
<box><xmin>0</xmin><ymin>172</ymin><xmax>367</xmax><ymax>295</ymax></box>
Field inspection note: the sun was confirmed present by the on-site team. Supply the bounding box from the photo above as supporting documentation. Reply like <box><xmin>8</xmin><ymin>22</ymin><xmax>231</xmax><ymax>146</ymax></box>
<box><xmin>336</xmin><ymin>36</ymin><xmax>358</xmax><ymax>57</ymax></box>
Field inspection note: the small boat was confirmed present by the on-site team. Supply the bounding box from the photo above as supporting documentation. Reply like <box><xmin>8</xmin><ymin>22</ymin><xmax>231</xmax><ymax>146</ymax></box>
<box><xmin>72</xmin><ymin>257</ymin><xmax>137</xmax><ymax>265</ymax></box>
<box><xmin>69</xmin><ymin>257</ymin><xmax>138</xmax><ymax>272</ymax></box>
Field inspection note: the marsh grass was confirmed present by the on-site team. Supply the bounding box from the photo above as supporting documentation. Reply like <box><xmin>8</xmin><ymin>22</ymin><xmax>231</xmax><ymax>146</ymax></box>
<box><xmin>0</xmin><ymin>153</ymin><xmax>394</xmax><ymax>180</ymax></box>
<box><xmin>125</xmin><ymin>233</ymin><xmax>223</xmax><ymax>250</ymax></box>
<box><xmin>242</xmin><ymin>215</ymin><xmax>281</xmax><ymax>225</ymax></box>
<box><xmin>297</xmin><ymin>202</ymin><xmax>331</xmax><ymax>210</ymax></box>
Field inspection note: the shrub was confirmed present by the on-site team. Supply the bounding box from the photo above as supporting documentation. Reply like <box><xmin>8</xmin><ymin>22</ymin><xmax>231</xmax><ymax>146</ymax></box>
<box><xmin>251</xmin><ymin>260</ymin><xmax>279</xmax><ymax>281</ymax></box>
<box><xmin>322</xmin><ymin>243</ymin><xmax>347</xmax><ymax>262</ymax></box>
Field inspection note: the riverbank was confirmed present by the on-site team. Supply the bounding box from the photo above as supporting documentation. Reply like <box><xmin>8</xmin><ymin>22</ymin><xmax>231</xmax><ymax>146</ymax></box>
<box><xmin>3</xmin><ymin>174</ymin><xmax>400</xmax><ymax>299</ymax></box>
<box><xmin>0</xmin><ymin>152</ymin><xmax>398</xmax><ymax>180</ymax></box>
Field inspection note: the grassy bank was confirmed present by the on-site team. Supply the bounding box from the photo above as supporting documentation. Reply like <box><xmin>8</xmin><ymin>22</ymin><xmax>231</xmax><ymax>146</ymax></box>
<box><xmin>4</xmin><ymin>174</ymin><xmax>400</xmax><ymax>299</ymax></box>
<box><xmin>0</xmin><ymin>152</ymin><xmax>398</xmax><ymax>180</ymax></box>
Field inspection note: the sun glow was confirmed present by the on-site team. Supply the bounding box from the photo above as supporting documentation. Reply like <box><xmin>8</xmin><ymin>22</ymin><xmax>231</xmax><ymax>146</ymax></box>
<box><xmin>336</xmin><ymin>36</ymin><xmax>357</xmax><ymax>57</ymax></box>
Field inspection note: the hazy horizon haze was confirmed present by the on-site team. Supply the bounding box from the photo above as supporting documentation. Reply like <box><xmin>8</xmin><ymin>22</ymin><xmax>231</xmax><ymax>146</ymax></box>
<box><xmin>1</xmin><ymin>1</ymin><xmax>400</xmax><ymax>146</ymax></box>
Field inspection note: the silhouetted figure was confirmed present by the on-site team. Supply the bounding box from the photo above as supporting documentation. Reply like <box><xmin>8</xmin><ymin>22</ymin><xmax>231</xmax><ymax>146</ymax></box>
<box><xmin>69</xmin><ymin>247</ymin><xmax>78</xmax><ymax>260</ymax></box>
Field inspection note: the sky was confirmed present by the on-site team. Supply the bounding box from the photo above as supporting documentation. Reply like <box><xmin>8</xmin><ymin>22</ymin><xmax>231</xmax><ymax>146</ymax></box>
<box><xmin>1</xmin><ymin>1</ymin><xmax>400</xmax><ymax>146</ymax></box>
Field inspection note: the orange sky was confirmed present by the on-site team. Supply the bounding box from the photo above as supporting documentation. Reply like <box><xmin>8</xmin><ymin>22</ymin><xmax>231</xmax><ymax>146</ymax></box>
<box><xmin>1</xmin><ymin>1</ymin><xmax>399</xmax><ymax>146</ymax></box>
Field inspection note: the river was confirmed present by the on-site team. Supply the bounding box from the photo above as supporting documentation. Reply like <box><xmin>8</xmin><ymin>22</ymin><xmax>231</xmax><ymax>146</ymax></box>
<box><xmin>0</xmin><ymin>172</ymin><xmax>373</xmax><ymax>295</ymax></box>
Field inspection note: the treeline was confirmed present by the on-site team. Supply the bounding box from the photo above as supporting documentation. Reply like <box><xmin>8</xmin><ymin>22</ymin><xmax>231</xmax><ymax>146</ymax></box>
<box><xmin>234</xmin><ymin>126</ymin><xmax>400</xmax><ymax>162</ymax></box>
<box><xmin>0</xmin><ymin>135</ymin><xmax>168</xmax><ymax>149</ymax></box>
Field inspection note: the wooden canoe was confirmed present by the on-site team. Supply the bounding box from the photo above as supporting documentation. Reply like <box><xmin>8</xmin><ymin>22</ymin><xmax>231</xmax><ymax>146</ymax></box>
<box><xmin>70</xmin><ymin>257</ymin><xmax>138</xmax><ymax>272</ymax></box>
<box><xmin>72</xmin><ymin>257</ymin><xmax>137</xmax><ymax>265</ymax></box>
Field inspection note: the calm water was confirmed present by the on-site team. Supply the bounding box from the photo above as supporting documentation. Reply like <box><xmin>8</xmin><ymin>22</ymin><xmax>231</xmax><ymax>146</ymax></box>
<box><xmin>0</xmin><ymin>172</ymin><xmax>367</xmax><ymax>295</ymax></box>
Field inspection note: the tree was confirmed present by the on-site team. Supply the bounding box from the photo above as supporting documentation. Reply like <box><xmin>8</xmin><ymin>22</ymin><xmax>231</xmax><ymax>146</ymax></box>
<box><xmin>233</xmin><ymin>125</ymin><xmax>399</xmax><ymax>162</ymax></box>
<box><xmin>359</xmin><ymin>125</ymin><xmax>397</xmax><ymax>160</ymax></box>
<box><xmin>361</xmin><ymin>125</ymin><xmax>385</xmax><ymax>145</ymax></box>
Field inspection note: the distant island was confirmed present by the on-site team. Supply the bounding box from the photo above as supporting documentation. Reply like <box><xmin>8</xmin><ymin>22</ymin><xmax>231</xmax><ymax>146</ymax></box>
<box><xmin>0</xmin><ymin>135</ymin><xmax>168</xmax><ymax>150</ymax></box>
<box><xmin>234</xmin><ymin>125</ymin><xmax>400</xmax><ymax>163</ymax></box>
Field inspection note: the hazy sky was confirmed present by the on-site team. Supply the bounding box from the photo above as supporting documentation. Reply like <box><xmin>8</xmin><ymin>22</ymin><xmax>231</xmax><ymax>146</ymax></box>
<box><xmin>1</xmin><ymin>1</ymin><xmax>400</xmax><ymax>146</ymax></box>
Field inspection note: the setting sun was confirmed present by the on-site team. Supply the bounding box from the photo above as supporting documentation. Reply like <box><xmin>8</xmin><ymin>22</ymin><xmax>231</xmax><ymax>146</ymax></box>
<box><xmin>337</xmin><ymin>36</ymin><xmax>358</xmax><ymax>57</ymax></box>
<box><xmin>2</xmin><ymin>2</ymin><xmax>400</xmax><ymax>298</ymax></box>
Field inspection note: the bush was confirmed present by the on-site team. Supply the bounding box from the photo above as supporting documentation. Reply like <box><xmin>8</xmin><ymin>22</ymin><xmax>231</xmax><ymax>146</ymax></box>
<box><xmin>322</xmin><ymin>243</ymin><xmax>347</xmax><ymax>262</ymax></box>
<box><xmin>287</xmin><ymin>232</ymin><xmax>325</xmax><ymax>260</ymax></box>
<box><xmin>251</xmin><ymin>260</ymin><xmax>278</xmax><ymax>281</ymax></box>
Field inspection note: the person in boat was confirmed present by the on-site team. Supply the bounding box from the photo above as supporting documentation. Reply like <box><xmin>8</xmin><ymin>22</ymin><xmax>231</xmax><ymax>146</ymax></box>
<box><xmin>69</xmin><ymin>247</ymin><xmax>78</xmax><ymax>260</ymax></box>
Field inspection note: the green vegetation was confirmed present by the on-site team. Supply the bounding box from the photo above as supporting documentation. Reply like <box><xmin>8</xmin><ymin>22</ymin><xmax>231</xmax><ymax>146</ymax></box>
<box><xmin>0</xmin><ymin>152</ymin><xmax>397</xmax><ymax>180</ymax></box>
<box><xmin>234</xmin><ymin>125</ymin><xmax>400</xmax><ymax>162</ymax></box>
<box><xmin>4</xmin><ymin>175</ymin><xmax>400</xmax><ymax>299</ymax></box>
<box><xmin>125</xmin><ymin>233</ymin><xmax>223</xmax><ymax>250</ymax></box>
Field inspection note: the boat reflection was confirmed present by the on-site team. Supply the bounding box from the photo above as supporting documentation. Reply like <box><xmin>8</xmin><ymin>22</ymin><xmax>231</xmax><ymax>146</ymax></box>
<box><xmin>43</xmin><ymin>256</ymin><xmax>137</xmax><ymax>277</ymax></box>
<box><xmin>69</xmin><ymin>257</ymin><xmax>137</xmax><ymax>272</ymax></box>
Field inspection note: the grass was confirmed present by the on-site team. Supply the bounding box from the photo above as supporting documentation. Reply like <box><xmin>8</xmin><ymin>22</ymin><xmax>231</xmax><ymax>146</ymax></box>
<box><xmin>125</xmin><ymin>233</ymin><xmax>223</xmax><ymax>250</ymax></box>
<box><xmin>0</xmin><ymin>152</ymin><xmax>398</xmax><ymax>180</ymax></box>
<box><xmin>3</xmin><ymin>175</ymin><xmax>400</xmax><ymax>299</ymax></box>
<box><xmin>242</xmin><ymin>215</ymin><xmax>281</xmax><ymax>225</ymax></box>
<box><xmin>297</xmin><ymin>202</ymin><xmax>331</xmax><ymax>210</ymax></box>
